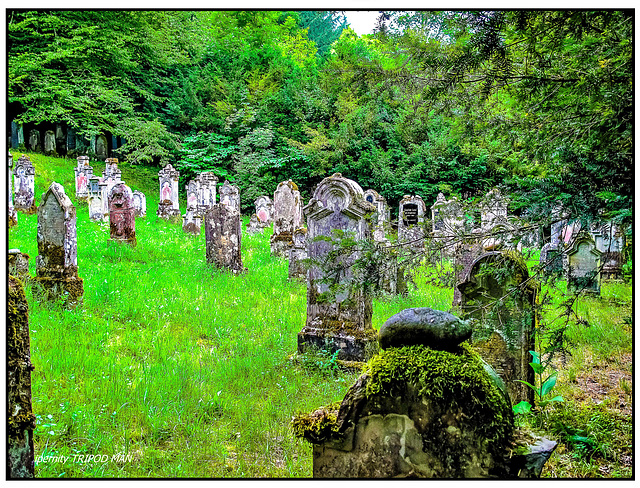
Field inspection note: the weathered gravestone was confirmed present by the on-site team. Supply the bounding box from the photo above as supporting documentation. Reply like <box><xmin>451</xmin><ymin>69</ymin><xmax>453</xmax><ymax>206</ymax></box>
<box><xmin>255</xmin><ymin>195</ymin><xmax>273</xmax><ymax>228</ymax></box>
<box><xmin>204</xmin><ymin>203</ymin><xmax>245</xmax><ymax>274</ymax></box>
<box><xmin>157</xmin><ymin>164</ymin><xmax>181</xmax><ymax>222</ymax></box>
<box><xmin>197</xmin><ymin>172</ymin><xmax>219</xmax><ymax>216</ymax></box>
<box><xmin>565</xmin><ymin>234</ymin><xmax>602</xmax><ymax>295</ymax></box>
<box><xmin>87</xmin><ymin>176</ymin><xmax>108</xmax><ymax>222</ymax></box>
<box><xmin>457</xmin><ymin>251</ymin><xmax>538</xmax><ymax>405</ymax></box>
<box><xmin>10</xmin><ymin>121</ymin><xmax>24</xmax><ymax>150</ymax></box>
<box><xmin>186</xmin><ymin>179</ymin><xmax>200</xmax><ymax>210</ymax></box>
<box><xmin>288</xmin><ymin>227</ymin><xmax>308</xmax><ymax>280</ymax></box>
<box><xmin>44</xmin><ymin>130</ymin><xmax>56</xmax><ymax>156</ymax></box>
<box><xmin>9</xmin><ymin>152</ymin><xmax>18</xmax><ymax>227</ymax></box>
<box><xmin>430</xmin><ymin>193</ymin><xmax>464</xmax><ymax>255</ymax></box>
<box><xmin>95</xmin><ymin>134</ymin><xmax>108</xmax><ymax>160</ymax></box>
<box><xmin>74</xmin><ymin>156</ymin><xmax>93</xmax><ymax>202</ymax></box>
<box><xmin>28</xmin><ymin>130</ymin><xmax>40</xmax><ymax>153</ymax></box>
<box><xmin>363</xmin><ymin>189</ymin><xmax>389</xmax><ymax>243</ymax></box>
<box><xmin>539</xmin><ymin>206</ymin><xmax>567</xmax><ymax>275</ymax></box>
<box><xmin>55</xmin><ymin>124</ymin><xmax>66</xmax><ymax>155</ymax></box>
<box><xmin>132</xmin><ymin>190</ymin><xmax>146</xmax><ymax>218</ymax></box>
<box><xmin>293</xmin><ymin>306</ymin><xmax>555</xmax><ymax>478</ymax></box>
<box><xmin>182</xmin><ymin>207</ymin><xmax>202</xmax><ymax>236</ymax></box>
<box><xmin>245</xmin><ymin>214</ymin><xmax>262</xmax><ymax>235</ymax></box>
<box><xmin>108</xmin><ymin>183</ymin><xmax>136</xmax><ymax>246</ymax></box>
<box><xmin>8</xmin><ymin>249</ymin><xmax>30</xmax><ymax>282</ymax></box>
<box><xmin>13</xmin><ymin>155</ymin><xmax>37</xmax><ymax>214</ymax></box>
<box><xmin>398</xmin><ymin>195</ymin><xmax>427</xmax><ymax>250</ymax></box>
<box><xmin>8</xmin><ymin>275</ymin><xmax>36</xmax><ymax>479</ymax></box>
<box><xmin>33</xmin><ymin>182</ymin><xmax>84</xmax><ymax>307</ymax></box>
<box><xmin>298</xmin><ymin>173</ymin><xmax>377</xmax><ymax>361</ymax></box>
<box><xmin>271</xmin><ymin>180</ymin><xmax>304</xmax><ymax>257</ymax></box>
<box><xmin>591</xmin><ymin>222</ymin><xmax>625</xmax><ymax>280</ymax></box>
<box><xmin>66</xmin><ymin>128</ymin><xmax>77</xmax><ymax>157</ymax></box>
<box><xmin>219</xmin><ymin>180</ymin><xmax>241</xmax><ymax>211</ymax></box>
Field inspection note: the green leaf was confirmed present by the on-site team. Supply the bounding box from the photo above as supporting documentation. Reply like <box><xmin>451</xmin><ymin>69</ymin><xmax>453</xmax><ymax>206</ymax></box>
<box><xmin>512</xmin><ymin>401</ymin><xmax>532</xmax><ymax>414</ymax></box>
<box><xmin>540</xmin><ymin>374</ymin><xmax>557</xmax><ymax>397</ymax></box>
<box><xmin>529</xmin><ymin>362</ymin><xmax>545</xmax><ymax>375</ymax></box>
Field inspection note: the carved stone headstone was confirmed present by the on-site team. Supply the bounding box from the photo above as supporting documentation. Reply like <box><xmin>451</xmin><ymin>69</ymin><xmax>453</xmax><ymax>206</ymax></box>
<box><xmin>8</xmin><ymin>153</ymin><xmax>18</xmax><ymax>226</ymax></box>
<box><xmin>457</xmin><ymin>251</ymin><xmax>538</xmax><ymax>404</ymax></box>
<box><xmin>157</xmin><ymin>164</ymin><xmax>181</xmax><ymax>222</ymax></box>
<box><xmin>74</xmin><ymin>156</ymin><xmax>93</xmax><ymax>202</ymax></box>
<box><xmin>55</xmin><ymin>124</ymin><xmax>66</xmax><ymax>155</ymax></box>
<box><xmin>8</xmin><ymin>249</ymin><xmax>30</xmax><ymax>282</ymax></box>
<box><xmin>95</xmin><ymin>134</ymin><xmax>108</xmax><ymax>160</ymax></box>
<box><xmin>270</xmin><ymin>180</ymin><xmax>304</xmax><ymax>257</ymax></box>
<box><xmin>219</xmin><ymin>180</ymin><xmax>241</xmax><ymax>211</ymax></box>
<box><xmin>431</xmin><ymin>193</ymin><xmax>464</xmax><ymax>255</ymax></box>
<box><xmin>11</xmin><ymin>121</ymin><xmax>24</xmax><ymax>149</ymax></box>
<box><xmin>8</xmin><ymin>275</ymin><xmax>36</xmax><ymax>479</ymax></box>
<box><xmin>197</xmin><ymin>172</ymin><xmax>219</xmax><ymax>216</ymax></box>
<box><xmin>182</xmin><ymin>207</ymin><xmax>202</xmax><ymax>236</ymax></box>
<box><xmin>298</xmin><ymin>173</ymin><xmax>377</xmax><ymax>361</ymax></box>
<box><xmin>204</xmin><ymin>203</ymin><xmax>245</xmax><ymax>274</ymax></box>
<box><xmin>28</xmin><ymin>130</ymin><xmax>40</xmax><ymax>152</ymax></box>
<box><xmin>398</xmin><ymin>195</ymin><xmax>426</xmax><ymax>250</ymax></box>
<box><xmin>245</xmin><ymin>214</ymin><xmax>262</xmax><ymax>235</ymax></box>
<box><xmin>255</xmin><ymin>195</ymin><xmax>273</xmax><ymax>227</ymax></box>
<box><xmin>33</xmin><ymin>182</ymin><xmax>84</xmax><ymax>307</ymax></box>
<box><xmin>13</xmin><ymin>155</ymin><xmax>37</xmax><ymax>214</ymax></box>
<box><xmin>186</xmin><ymin>179</ymin><xmax>200</xmax><ymax>210</ymax></box>
<box><xmin>66</xmin><ymin>128</ymin><xmax>77</xmax><ymax>157</ymax></box>
<box><xmin>363</xmin><ymin>189</ymin><xmax>389</xmax><ymax>242</ymax></box>
<box><xmin>566</xmin><ymin>234</ymin><xmax>602</xmax><ymax>294</ymax></box>
<box><xmin>288</xmin><ymin>227</ymin><xmax>308</xmax><ymax>280</ymax></box>
<box><xmin>132</xmin><ymin>190</ymin><xmax>146</xmax><ymax>218</ymax></box>
<box><xmin>590</xmin><ymin>222</ymin><xmax>625</xmax><ymax>280</ymax></box>
<box><xmin>87</xmin><ymin>176</ymin><xmax>108</xmax><ymax>222</ymax></box>
<box><xmin>108</xmin><ymin>183</ymin><xmax>136</xmax><ymax>246</ymax></box>
<box><xmin>44</xmin><ymin>130</ymin><xmax>56</xmax><ymax>156</ymax></box>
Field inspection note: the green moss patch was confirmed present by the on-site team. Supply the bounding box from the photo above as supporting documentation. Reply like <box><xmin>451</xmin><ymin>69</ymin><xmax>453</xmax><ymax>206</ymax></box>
<box><xmin>291</xmin><ymin>401</ymin><xmax>341</xmax><ymax>444</ymax></box>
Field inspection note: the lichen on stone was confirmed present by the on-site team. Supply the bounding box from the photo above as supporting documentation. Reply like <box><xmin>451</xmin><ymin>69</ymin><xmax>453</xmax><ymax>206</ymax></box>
<box><xmin>291</xmin><ymin>401</ymin><xmax>342</xmax><ymax>443</ymax></box>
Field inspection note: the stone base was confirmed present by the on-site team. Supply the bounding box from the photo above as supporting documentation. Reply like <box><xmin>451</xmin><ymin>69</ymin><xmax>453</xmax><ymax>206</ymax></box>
<box><xmin>157</xmin><ymin>204</ymin><xmax>181</xmax><ymax>223</ymax></box>
<box><xmin>298</xmin><ymin>326</ymin><xmax>378</xmax><ymax>362</ymax></box>
<box><xmin>32</xmin><ymin>276</ymin><xmax>84</xmax><ymax>308</ymax></box>
<box><xmin>108</xmin><ymin>237</ymin><xmax>137</xmax><ymax>247</ymax></box>
<box><xmin>270</xmin><ymin>233</ymin><xmax>293</xmax><ymax>258</ymax></box>
<box><xmin>182</xmin><ymin>223</ymin><xmax>201</xmax><ymax>236</ymax></box>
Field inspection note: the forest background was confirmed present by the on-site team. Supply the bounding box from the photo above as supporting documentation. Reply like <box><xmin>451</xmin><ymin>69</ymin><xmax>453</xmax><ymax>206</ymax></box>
<box><xmin>7</xmin><ymin>9</ymin><xmax>633</xmax><ymax>235</ymax></box>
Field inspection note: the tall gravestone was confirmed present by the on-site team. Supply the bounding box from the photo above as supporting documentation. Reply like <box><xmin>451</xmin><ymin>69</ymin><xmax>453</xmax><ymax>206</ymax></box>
<box><xmin>398</xmin><ymin>195</ymin><xmax>426</xmax><ymax>251</ymax></box>
<box><xmin>74</xmin><ymin>156</ymin><xmax>93</xmax><ymax>202</ymax></box>
<box><xmin>219</xmin><ymin>180</ymin><xmax>241</xmax><ymax>211</ymax></box>
<box><xmin>363</xmin><ymin>189</ymin><xmax>389</xmax><ymax>243</ymax></box>
<box><xmin>8</xmin><ymin>275</ymin><xmax>36</xmax><ymax>479</ymax></box>
<box><xmin>298</xmin><ymin>173</ymin><xmax>377</xmax><ymax>361</ymax></box>
<box><xmin>457</xmin><ymin>251</ymin><xmax>538</xmax><ymax>404</ymax></box>
<box><xmin>33</xmin><ymin>182</ymin><xmax>84</xmax><ymax>307</ymax></box>
<box><xmin>66</xmin><ymin>128</ymin><xmax>77</xmax><ymax>157</ymax></box>
<box><xmin>186</xmin><ymin>179</ymin><xmax>200</xmax><ymax>210</ymax></box>
<box><xmin>288</xmin><ymin>227</ymin><xmax>308</xmax><ymax>280</ymax></box>
<box><xmin>591</xmin><ymin>223</ymin><xmax>625</xmax><ymax>280</ymax></box>
<box><xmin>88</xmin><ymin>176</ymin><xmax>108</xmax><ymax>222</ymax></box>
<box><xmin>108</xmin><ymin>183</ymin><xmax>137</xmax><ymax>246</ymax></box>
<box><xmin>9</xmin><ymin>152</ymin><xmax>18</xmax><ymax>226</ymax></box>
<box><xmin>204</xmin><ymin>203</ymin><xmax>245</xmax><ymax>274</ymax></box>
<box><xmin>255</xmin><ymin>195</ymin><xmax>273</xmax><ymax>228</ymax></box>
<box><xmin>539</xmin><ymin>206</ymin><xmax>567</xmax><ymax>275</ymax></box>
<box><xmin>95</xmin><ymin>134</ymin><xmax>108</xmax><ymax>160</ymax></box>
<box><xmin>431</xmin><ymin>193</ymin><xmax>464</xmax><ymax>255</ymax></box>
<box><xmin>132</xmin><ymin>190</ymin><xmax>146</xmax><ymax>218</ymax></box>
<box><xmin>566</xmin><ymin>234</ymin><xmax>602</xmax><ymax>295</ymax></box>
<box><xmin>55</xmin><ymin>124</ymin><xmax>66</xmax><ymax>155</ymax></box>
<box><xmin>13</xmin><ymin>155</ymin><xmax>37</xmax><ymax>214</ymax></box>
<box><xmin>28</xmin><ymin>130</ymin><xmax>40</xmax><ymax>153</ymax></box>
<box><xmin>43</xmin><ymin>130</ymin><xmax>56</xmax><ymax>156</ymax></box>
<box><xmin>11</xmin><ymin>121</ymin><xmax>24</xmax><ymax>149</ymax></box>
<box><xmin>270</xmin><ymin>180</ymin><xmax>304</xmax><ymax>257</ymax></box>
<box><xmin>157</xmin><ymin>164</ymin><xmax>181</xmax><ymax>222</ymax></box>
<box><xmin>197</xmin><ymin>172</ymin><xmax>218</xmax><ymax>216</ymax></box>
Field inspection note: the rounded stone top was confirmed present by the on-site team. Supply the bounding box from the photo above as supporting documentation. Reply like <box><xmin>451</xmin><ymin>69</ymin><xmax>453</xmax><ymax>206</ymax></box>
<box><xmin>379</xmin><ymin>307</ymin><xmax>472</xmax><ymax>351</ymax></box>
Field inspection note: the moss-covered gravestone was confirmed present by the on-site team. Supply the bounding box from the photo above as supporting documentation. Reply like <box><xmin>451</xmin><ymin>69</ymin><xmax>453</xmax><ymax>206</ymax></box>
<box><xmin>288</xmin><ymin>227</ymin><xmax>308</xmax><ymax>280</ymax></box>
<box><xmin>298</xmin><ymin>173</ymin><xmax>377</xmax><ymax>361</ymax></box>
<box><xmin>8</xmin><ymin>249</ymin><xmax>30</xmax><ymax>282</ymax></box>
<box><xmin>270</xmin><ymin>180</ymin><xmax>304</xmax><ymax>257</ymax></box>
<box><xmin>183</xmin><ymin>207</ymin><xmax>202</xmax><ymax>236</ymax></box>
<box><xmin>204</xmin><ymin>203</ymin><xmax>245</xmax><ymax>274</ymax></box>
<box><xmin>13</xmin><ymin>154</ymin><xmax>37</xmax><ymax>214</ymax></box>
<box><xmin>9</xmin><ymin>152</ymin><xmax>18</xmax><ymax>227</ymax></box>
<box><xmin>33</xmin><ymin>182</ymin><xmax>84</xmax><ymax>307</ymax></box>
<box><xmin>457</xmin><ymin>251</ymin><xmax>538</xmax><ymax>404</ymax></box>
<box><xmin>8</xmin><ymin>275</ymin><xmax>36</xmax><ymax>478</ymax></box>
<box><xmin>566</xmin><ymin>233</ymin><xmax>601</xmax><ymax>294</ymax></box>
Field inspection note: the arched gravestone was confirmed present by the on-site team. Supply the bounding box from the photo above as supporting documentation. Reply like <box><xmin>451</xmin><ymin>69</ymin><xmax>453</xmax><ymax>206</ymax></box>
<box><xmin>13</xmin><ymin>155</ymin><xmax>37</xmax><ymax>214</ymax></box>
<box><xmin>74</xmin><ymin>156</ymin><xmax>93</xmax><ymax>201</ymax></box>
<box><xmin>457</xmin><ymin>251</ymin><xmax>538</xmax><ymax>405</ymax></box>
<box><xmin>88</xmin><ymin>176</ymin><xmax>108</xmax><ymax>222</ymax></box>
<box><xmin>44</xmin><ymin>130</ymin><xmax>56</xmax><ymax>155</ymax></box>
<box><xmin>182</xmin><ymin>207</ymin><xmax>202</xmax><ymax>236</ymax></box>
<box><xmin>197</xmin><ymin>172</ymin><xmax>218</xmax><ymax>215</ymax></box>
<box><xmin>298</xmin><ymin>173</ymin><xmax>377</xmax><ymax>361</ymax></box>
<box><xmin>204</xmin><ymin>203</ymin><xmax>245</xmax><ymax>274</ymax></box>
<box><xmin>363</xmin><ymin>189</ymin><xmax>389</xmax><ymax>243</ymax></box>
<box><xmin>8</xmin><ymin>153</ymin><xmax>18</xmax><ymax>227</ymax></box>
<box><xmin>219</xmin><ymin>180</ymin><xmax>241</xmax><ymax>211</ymax></box>
<box><xmin>28</xmin><ymin>130</ymin><xmax>40</xmax><ymax>152</ymax></box>
<box><xmin>33</xmin><ymin>182</ymin><xmax>84</xmax><ymax>307</ymax></box>
<box><xmin>255</xmin><ymin>195</ymin><xmax>273</xmax><ymax>227</ymax></box>
<box><xmin>108</xmin><ymin>183</ymin><xmax>136</xmax><ymax>247</ymax></box>
<box><xmin>590</xmin><ymin>222</ymin><xmax>624</xmax><ymax>280</ymax></box>
<box><xmin>132</xmin><ymin>190</ymin><xmax>146</xmax><ymax>218</ymax></box>
<box><xmin>95</xmin><ymin>134</ymin><xmax>108</xmax><ymax>160</ymax></box>
<box><xmin>398</xmin><ymin>195</ymin><xmax>426</xmax><ymax>250</ymax></box>
<box><xmin>566</xmin><ymin>234</ymin><xmax>602</xmax><ymax>295</ymax></box>
<box><xmin>186</xmin><ymin>179</ymin><xmax>200</xmax><ymax>210</ymax></box>
<box><xmin>157</xmin><ymin>164</ymin><xmax>181</xmax><ymax>222</ymax></box>
<box><xmin>271</xmin><ymin>180</ymin><xmax>304</xmax><ymax>257</ymax></box>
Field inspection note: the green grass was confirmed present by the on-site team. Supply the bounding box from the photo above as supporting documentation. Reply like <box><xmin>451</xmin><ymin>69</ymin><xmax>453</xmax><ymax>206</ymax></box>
<box><xmin>9</xmin><ymin>153</ymin><xmax>632</xmax><ymax>478</ymax></box>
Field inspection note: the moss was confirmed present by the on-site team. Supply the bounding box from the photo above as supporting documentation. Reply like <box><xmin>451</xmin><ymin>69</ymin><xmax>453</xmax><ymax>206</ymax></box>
<box><xmin>291</xmin><ymin>401</ymin><xmax>342</xmax><ymax>443</ymax></box>
<box><xmin>315</xmin><ymin>319</ymin><xmax>378</xmax><ymax>342</ymax></box>
<box><xmin>502</xmin><ymin>249</ymin><xmax>541</xmax><ymax>292</ymax></box>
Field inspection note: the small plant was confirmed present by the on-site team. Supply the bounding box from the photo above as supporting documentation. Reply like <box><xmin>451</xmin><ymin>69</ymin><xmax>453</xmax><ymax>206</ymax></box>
<box><xmin>513</xmin><ymin>350</ymin><xmax>564</xmax><ymax>414</ymax></box>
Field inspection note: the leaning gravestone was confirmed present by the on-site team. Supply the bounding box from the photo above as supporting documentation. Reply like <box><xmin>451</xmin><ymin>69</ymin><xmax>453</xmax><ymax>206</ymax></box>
<box><xmin>398</xmin><ymin>195</ymin><xmax>426</xmax><ymax>250</ymax></box>
<box><xmin>8</xmin><ymin>275</ymin><xmax>36</xmax><ymax>479</ymax></box>
<box><xmin>87</xmin><ymin>176</ymin><xmax>108</xmax><ymax>222</ymax></box>
<box><xmin>298</xmin><ymin>173</ymin><xmax>377</xmax><ymax>361</ymax></box>
<box><xmin>457</xmin><ymin>251</ymin><xmax>538</xmax><ymax>405</ymax></box>
<box><xmin>182</xmin><ymin>207</ymin><xmax>202</xmax><ymax>236</ymax></box>
<box><xmin>74</xmin><ymin>156</ymin><xmax>93</xmax><ymax>202</ymax></box>
<box><xmin>219</xmin><ymin>180</ymin><xmax>241</xmax><ymax>211</ymax></box>
<box><xmin>44</xmin><ymin>130</ymin><xmax>56</xmax><ymax>156</ymax></box>
<box><xmin>8</xmin><ymin>249</ymin><xmax>30</xmax><ymax>282</ymax></box>
<box><xmin>255</xmin><ymin>195</ymin><xmax>273</xmax><ymax>228</ymax></box>
<box><xmin>157</xmin><ymin>164</ymin><xmax>181</xmax><ymax>222</ymax></box>
<box><xmin>204</xmin><ymin>203</ymin><xmax>245</xmax><ymax>274</ymax></box>
<box><xmin>566</xmin><ymin>234</ymin><xmax>602</xmax><ymax>295</ymax></box>
<box><xmin>13</xmin><ymin>155</ymin><xmax>37</xmax><ymax>214</ymax></box>
<box><xmin>108</xmin><ymin>183</ymin><xmax>137</xmax><ymax>247</ymax></box>
<box><xmin>8</xmin><ymin>153</ymin><xmax>18</xmax><ymax>227</ymax></box>
<box><xmin>288</xmin><ymin>227</ymin><xmax>308</xmax><ymax>280</ymax></box>
<box><xmin>270</xmin><ymin>180</ymin><xmax>304</xmax><ymax>257</ymax></box>
<box><xmin>132</xmin><ymin>190</ymin><xmax>146</xmax><ymax>218</ymax></box>
<box><xmin>28</xmin><ymin>130</ymin><xmax>40</xmax><ymax>152</ymax></box>
<box><xmin>33</xmin><ymin>182</ymin><xmax>84</xmax><ymax>307</ymax></box>
<box><xmin>363</xmin><ymin>189</ymin><xmax>389</xmax><ymax>243</ymax></box>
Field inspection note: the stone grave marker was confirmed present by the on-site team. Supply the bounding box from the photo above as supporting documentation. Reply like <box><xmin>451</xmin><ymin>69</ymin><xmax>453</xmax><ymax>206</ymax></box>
<box><xmin>204</xmin><ymin>203</ymin><xmax>245</xmax><ymax>274</ymax></box>
<box><xmin>398</xmin><ymin>195</ymin><xmax>426</xmax><ymax>250</ymax></box>
<box><xmin>288</xmin><ymin>227</ymin><xmax>308</xmax><ymax>280</ymax></box>
<box><xmin>298</xmin><ymin>173</ymin><xmax>377</xmax><ymax>361</ymax></box>
<box><xmin>219</xmin><ymin>180</ymin><xmax>241</xmax><ymax>211</ymax></box>
<box><xmin>157</xmin><ymin>164</ymin><xmax>181</xmax><ymax>222</ymax></box>
<box><xmin>430</xmin><ymin>192</ymin><xmax>464</xmax><ymax>255</ymax></box>
<box><xmin>28</xmin><ymin>130</ymin><xmax>40</xmax><ymax>152</ymax></box>
<box><xmin>591</xmin><ymin>222</ymin><xmax>625</xmax><ymax>280</ymax></box>
<box><xmin>197</xmin><ymin>172</ymin><xmax>218</xmax><ymax>216</ymax></box>
<box><xmin>108</xmin><ymin>182</ymin><xmax>137</xmax><ymax>246</ymax></box>
<box><xmin>44</xmin><ymin>130</ymin><xmax>56</xmax><ymax>156</ymax></box>
<box><xmin>245</xmin><ymin>214</ymin><xmax>262</xmax><ymax>235</ymax></box>
<box><xmin>8</xmin><ymin>249</ymin><xmax>30</xmax><ymax>282</ymax></box>
<box><xmin>74</xmin><ymin>156</ymin><xmax>93</xmax><ymax>202</ymax></box>
<box><xmin>270</xmin><ymin>180</ymin><xmax>304</xmax><ymax>257</ymax></box>
<box><xmin>255</xmin><ymin>195</ymin><xmax>273</xmax><ymax>227</ymax></box>
<box><xmin>88</xmin><ymin>176</ymin><xmax>108</xmax><ymax>222</ymax></box>
<box><xmin>566</xmin><ymin>234</ymin><xmax>602</xmax><ymax>294</ymax></box>
<box><xmin>8</xmin><ymin>152</ymin><xmax>18</xmax><ymax>227</ymax></box>
<box><xmin>33</xmin><ymin>182</ymin><xmax>84</xmax><ymax>307</ymax></box>
<box><xmin>186</xmin><ymin>178</ymin><xmax>200</xmax><ymax>210</ymax></box>
<box><xmin>132</xmin><ymin>190</ymin><xmax>146</xmax><ymax>218</ymax></box>
<box><xmin>363</xmin><ymin>189</ymin><xmax>389</xmax><ymax>242</ymax></box>
<box><xmin>457</xmin><ymin>250</ymin><xmax>538</xmax><ymax>404</ymax></box>
<box><xmin>8</xmin><ymin>276</ymin><xmax>36</xmax><ymax>478</ymax></box>
<box><xmin>182</xmin><ymin>207</ymin><xmax>202</xmax><ymax>236</ymax></box>
<box><xmin>95</xmin><ymin>134</ymin><xmax>108</xmax><ymax>160</ymax></box>
<box><xmin>13</xmin><ymin>155</ymin><xmax>37</xmax><ymax>214</ymax></box>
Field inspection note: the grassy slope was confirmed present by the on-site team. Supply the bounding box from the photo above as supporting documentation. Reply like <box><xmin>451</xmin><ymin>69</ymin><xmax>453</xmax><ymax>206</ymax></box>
<box><xmin>8</xmin><ymin>153</ymin><xmax>632</xmax><ymax>478</ymax></box>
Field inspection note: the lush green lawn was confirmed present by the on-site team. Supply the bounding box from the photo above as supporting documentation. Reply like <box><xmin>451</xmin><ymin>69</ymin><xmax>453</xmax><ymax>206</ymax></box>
<box><xmin>8</xmin><ymin>153</ymin><xmax>632</xmax><ymax>478</ymax></box>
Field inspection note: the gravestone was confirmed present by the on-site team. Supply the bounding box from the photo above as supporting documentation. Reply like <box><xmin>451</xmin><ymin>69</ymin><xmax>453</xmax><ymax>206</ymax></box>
<box><xmin>66</xmin><ymin>128</ymin><xmax>77</xmax><ymax>157</ymax></box>
<box><xmin>182</xmin><ymin>207</ymin><xmax>202</xmax><ymax>236</ymax></box>
<box><xmin>197</xmin><ymin>172</ymin><xmax>219</xmax><ymax>216</ymax></box>
<box><xmin>452</xmin><ymin>238</ymin><xmax>484</xmax><ymax>307</ymax></box>
<box><xmin>271</xmin><ymin>180</ymin><xmax>304</xmax><ymax>257</ymax></box>
<box><xmin>245</xmin><ymin>214</ymin><xmax>262</xmax><ymax>235</ymax></box>
<box><xmin>28</xmin><ymin>130</ymin><xmax>40</xmax><ymax>152</ymax></box>
<box><xmin>255</xmin><ymin>195</ymin><xmax>273</xmax><ymax>227</ymax></box>
<box><xmin>8</xmin><ymin>249</ymin><xmax>30</xmax><ymax>282</ymax></box>
<box><xmin>539</xmin><ymin>206</ymin><xmax>567</xmax><ymax>275</ymax></box>
<box><xmin>298</xmin><ymin>173</ymin><xmax>377</xmax><ymax>361</ymax></box>
<box><xmin>430</xmin><ymin>193</ymin><xmax>464</xmax><ymax>256</ymax></box>
<box><xmin>95</xmin><ymin>134</ymin><xmax>108</xmax><ymax>160</ymax></box>
<box><xmin>157</xmin><ymin>164</ymin><xmax>181</xmax><ymax>222</ymax></box>
<box><xmin>132</xmin><ymin>190</ymin><xmax>146</xmax><ymax>218</ymax></box>
<box><xmin>108</xmin><ymin>183</ymin><xmax>136</xmax><ymax>246</ymax></box>
<box><xmin>55</xmin><ymin>124</ymin><xmax>66</xmax><ymax>155</ymax></box>
<box><xmin>74</xmin><ymin>156</ymin><xmax>93</xmax><ymax>202</ymax></box>
<box><xmin>566</xmin><ymin>234</ymin><xmax>602</xmax><ymax>294</ymax></box>
<box><xmin>398</xmin><ymin>195</ymin><xmax>426</xmax><ymax>250</ymax></box>
<box><xmin>288</xmin><ymin>227</ymin><xmax>308</xmax><ymax>280</ymax></box>
<box><xmin>13</xmin><ymin>155</ymin><xmax>37</xmax><ymax>214</ymax></box>
<box><xmin>43</xmin><ymin>130</ymin><xmax>56</xmax><ymax>156</ymax></box>
<box><xmin>363</xmin><ymin>189</ymin><xmax>389</xmax><ymax>242</ymax></box>
<box><xmin>8</xmin><ymin>276</ymin><xmax>36</xmax><ymax>479</ymax></box>
<box><xmin>219</xmin><ymin>180</ymin><xmax>241</xmax><ymax>211</ymax></box>
<box><xmin>33</xmin><ymin>182</ymin><xmax>84</xmax><ymax>307</ymax></box>
<box><xmin>590</xmin><ymin>222</ymin><xmax>625</xmax><ymax>280</ymax></box>
<box><xmin>11</xmin><ymin>121</ymin><xmax>24</xmax><ymax>149</ymax></box>
<box><xmin>457</xmin><ymin>251</ymin><xmax>538</xmax><ymax>404</ymax></box>
<box><xmin>8</xmin><ymin>153</ymin><xmax>18</xmax><ymax>227</ymax></box>
<box><xmin>204</xmin><ymin>203</ymin><xmax>245</xmax><ymax>274</ymax></box>
<box><xmin>87</xmin><ymin>176</ymin><xmax>108</xmax><ymax>222</ymax></box>
<box><xmin>186</xmin><ymin>179</ymin><xmax>200</xmax><ymax>210</ymax></box>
